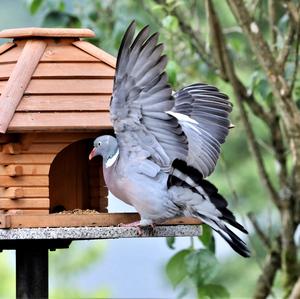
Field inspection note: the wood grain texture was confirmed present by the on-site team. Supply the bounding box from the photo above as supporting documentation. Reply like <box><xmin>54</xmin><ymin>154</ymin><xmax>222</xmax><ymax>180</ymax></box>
<box><xmin>0</xmin><ymin>187</ymin><xmax>48</xmax><ymax>198</ymax></box>
<box><xmin>0</xmin><ymin>153</ymin><xmax>55</xmax><ymax>164</ymax></box>
<box><xmin>0</xmin><ymin>27</ymin><xmax>95</xmax><ymax>38</ymax></box>
<box><xmin>0</xmin><ymin>40</ymin><xmax>47</xmax><ymax>133</ymax></box>
<box><xmin>8</xmin><ymin>112</ymin><xmax>112</xmax><ymax>132</ymax></box>
<box><xmin>0</xmin><ymin>165</ymin><xmax>50</xmax><ymax>175</ymax></box>
<box><xmin>21</xmin><ymin>143</ymin><xmax>68</xmax><ymax>154</ymax></box>
<box><xmin>0</xmin><ymin>62</ymin><xmax>115</xmax><ymax>80</ymax></box>
<box><xmin>34</xmin><ymin>133</ymin><xmax>100</xmax><ymax>143</ymax></box>
<box><xmin>24</xmin><ymin>78</ymin><xmax>113</xmax><ymax>94</ymax></box>
<box><xmin>0</xmin><ymin>176</ymin><xmax>49</xmax><ymax>187</ymax></box>
<box><xmin>0</xmin><ymin>198</ymin><xmax>49</xmax><ymax>209</ymax></box>
<box><xmin>73</xmin><ymin>41</ymin><xmax>116</xmax><ymax>68</ymax></box>
<box><xmin>5</xmin><ymin>209</ymin><xmax>49</xmax><ymax>215</ymax></box>
<box><xmin>0</xmin><ymin>42</ymin><xmax>16</xmax><ymax>55</ymax></box>
<box><xmin>16</xmin><ymin>95</ymin><xmax>110</xmax><ymax>112</ymax></box>
<box><xmin>2</xmin><ymin>213</ymin><xmax>201</xmax><ymax>228</ymax></box>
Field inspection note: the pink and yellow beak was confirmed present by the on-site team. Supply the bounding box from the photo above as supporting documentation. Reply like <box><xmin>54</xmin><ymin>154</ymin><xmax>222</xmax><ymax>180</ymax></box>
<box><xmin>89</xmin><ymin>147</ymin><xmax>96</xmax><ymax>160</ymax></box>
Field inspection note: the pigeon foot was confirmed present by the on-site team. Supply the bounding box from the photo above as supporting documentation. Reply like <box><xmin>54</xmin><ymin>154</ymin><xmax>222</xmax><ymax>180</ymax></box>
<box><xmin>118</xmin><ymin>221</ymin><xmax>155</xmax><ymax>236</ymax></box>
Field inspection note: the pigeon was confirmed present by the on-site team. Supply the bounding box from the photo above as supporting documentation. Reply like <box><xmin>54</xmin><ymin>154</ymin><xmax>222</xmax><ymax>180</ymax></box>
<box><xmin>89</xmin><ymin>21</ymin><xmax>250</xmax><ymax>257</ymax></box>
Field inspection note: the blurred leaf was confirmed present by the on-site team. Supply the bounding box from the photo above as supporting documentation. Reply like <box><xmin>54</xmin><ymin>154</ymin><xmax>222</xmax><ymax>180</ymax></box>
<box><xmin>166</xmin><ymin>249</ymin><xmax>191</xmax><ymax>287</ymax></box>
<box><xmin>42</xmin><ymin>11</ymin><xmax>81</xmax><ymax>28</ymax></box>
<box><xmin>199</xmin><ymin>225</ymin><xmax>215</xmax><ymax>253</ymax></box>
<box><xmin>197</xmin><ymin>284</ymin><xmax>230</xmax><ymax>299</ymax></box>
<box><xmin>167</xmin><ymin>60</ymin><xmax>179</xmax><ymax>86</ymax></box>
<box><xmin>166</xmin><ymin>236</ymin><xmax>176</xmax><ymax>249</ymax></box>
<box><xmin>58</xmin><ymin>1</ymin><xmax>65</xmax><ymax>12</ymax></box>
<box><xmin>29</xmin><ymin>0</ymin><xmax>43</xmax><ymax>15</ymax></box>
<box><xmin>162</xmin><ymin>15</ymin><xmax>179</xmax><ymax>31</ymax></box>
<box><xmin>185</xmin><ymin>249</ymin><xmax>219</xmax><ymax>286</ymax></box>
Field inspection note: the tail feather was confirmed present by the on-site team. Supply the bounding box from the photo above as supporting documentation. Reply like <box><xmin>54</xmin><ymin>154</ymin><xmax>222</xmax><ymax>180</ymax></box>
<box><xmin>198</xmin><ymin>213</ymin><xmax>250</xmax><ymax>258</ymax></box>
<box><xmin>169</xmin><ymin>159</ymin><xmax>250</xmax><ymax>257</ymax></box>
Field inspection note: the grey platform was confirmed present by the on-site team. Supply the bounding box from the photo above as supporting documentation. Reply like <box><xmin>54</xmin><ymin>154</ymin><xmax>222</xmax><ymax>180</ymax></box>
<box><xmin>0</xmin><ymin>225</ymin><xmax>201</xmax><ymax>241</ymax></box>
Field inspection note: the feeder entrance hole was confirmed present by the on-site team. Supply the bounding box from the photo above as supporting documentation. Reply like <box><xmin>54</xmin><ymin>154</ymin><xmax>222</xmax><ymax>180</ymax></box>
<box><xmin>49</xmin><ymin>139</ymin><xmax>107</xmax><ymax>214</ymax></box>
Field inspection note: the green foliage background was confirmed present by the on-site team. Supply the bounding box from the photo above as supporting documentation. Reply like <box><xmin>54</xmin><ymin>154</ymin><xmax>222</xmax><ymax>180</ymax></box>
<box><xmin>0</xmin><ymin>0</ymin><xmax>293</xmax><ymax>298</ymax></box>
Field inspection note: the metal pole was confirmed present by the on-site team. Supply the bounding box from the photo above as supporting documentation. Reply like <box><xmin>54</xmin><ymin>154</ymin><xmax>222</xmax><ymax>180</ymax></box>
<box><xmin>16</xmin><ymin>244</ymin><xmax>49</xmax><ymax>299</ymax></box>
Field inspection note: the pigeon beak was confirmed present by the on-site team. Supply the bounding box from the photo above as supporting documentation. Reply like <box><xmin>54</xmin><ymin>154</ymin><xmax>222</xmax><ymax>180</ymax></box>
<box><xmin>89</xmin><ymin>148</ymin><xmax>96</xmax><ymax>160</ymax></box>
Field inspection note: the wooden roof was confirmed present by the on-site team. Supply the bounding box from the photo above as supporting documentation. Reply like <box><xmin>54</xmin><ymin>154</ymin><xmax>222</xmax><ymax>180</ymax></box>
<box><xmin>0</xmin><ymin>28</ymin><xmax>116</xmax><ymax>133</ymax></box>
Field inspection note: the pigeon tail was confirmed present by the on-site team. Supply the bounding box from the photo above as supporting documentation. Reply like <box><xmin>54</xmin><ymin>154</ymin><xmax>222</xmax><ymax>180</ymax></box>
<box><xmin>168</xmin><ymin>159</ymin><xmax>250</xmax><ymax>258</ymax></box>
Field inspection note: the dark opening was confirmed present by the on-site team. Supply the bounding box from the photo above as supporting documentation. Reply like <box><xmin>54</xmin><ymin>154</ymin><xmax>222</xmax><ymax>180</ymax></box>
<box><xmin>49</xmin><ymin>139</ymin><xmax>108</xmax><ymax>213</ymax></box>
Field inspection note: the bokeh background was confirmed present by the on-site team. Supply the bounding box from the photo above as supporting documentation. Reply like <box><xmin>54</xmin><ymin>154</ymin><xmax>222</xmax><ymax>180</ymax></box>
<box><xmin>0</xmin><ymin>0</ymin><xmax>299</xmax><ymax>298</ymax></box>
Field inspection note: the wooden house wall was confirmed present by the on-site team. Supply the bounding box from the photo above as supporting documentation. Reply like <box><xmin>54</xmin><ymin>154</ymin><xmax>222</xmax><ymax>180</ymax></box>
<box><xmin>0</xmin><ymin>132</ymin><xmax>109</xmax><ymax>215</ymax></box>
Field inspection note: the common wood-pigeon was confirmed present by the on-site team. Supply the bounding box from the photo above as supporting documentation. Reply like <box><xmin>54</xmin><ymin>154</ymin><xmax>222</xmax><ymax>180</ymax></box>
<box><xmin>89</xmin><ymin>21</ymin><xmax>250</xmax><ymax>257</ymax></box>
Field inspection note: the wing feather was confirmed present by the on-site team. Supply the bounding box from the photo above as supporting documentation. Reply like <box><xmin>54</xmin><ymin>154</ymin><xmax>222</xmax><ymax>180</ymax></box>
<box><xmin>110</xmin><ymin>22</ymin><xmax>188</xmax><ymax>169</ymax></box>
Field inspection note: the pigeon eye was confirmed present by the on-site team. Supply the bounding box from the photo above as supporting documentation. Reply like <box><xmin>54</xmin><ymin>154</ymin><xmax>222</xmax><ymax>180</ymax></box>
<box><xmin>98</xmin><ymin>142</ymin><xmax>101</xmax><ymax>146</ymax></box>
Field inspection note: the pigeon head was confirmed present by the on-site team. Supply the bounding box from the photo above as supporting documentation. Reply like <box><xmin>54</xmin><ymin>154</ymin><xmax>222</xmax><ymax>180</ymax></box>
<box><xmin>89</xmin><ymin>135</ymin><xmax>119</xmax><ymax>165</ymax></box>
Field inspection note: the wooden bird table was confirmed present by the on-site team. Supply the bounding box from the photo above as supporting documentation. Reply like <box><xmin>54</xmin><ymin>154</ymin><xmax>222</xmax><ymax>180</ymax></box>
<box><xmin>0</xmin><ymin>213</ymin><xmax>201</xmax><ymax>299</ymax></box>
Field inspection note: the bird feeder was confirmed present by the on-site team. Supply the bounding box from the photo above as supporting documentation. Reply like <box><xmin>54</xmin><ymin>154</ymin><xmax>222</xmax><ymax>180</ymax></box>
<box><xmin>0</xmin><ymin>27</ymin><xmax>200</xmax><ymax>232</ymax></box>
<box><xmin>0</xmin><ymin>27</ymin><xmax>201</xmax><ymax>298</ymax></box>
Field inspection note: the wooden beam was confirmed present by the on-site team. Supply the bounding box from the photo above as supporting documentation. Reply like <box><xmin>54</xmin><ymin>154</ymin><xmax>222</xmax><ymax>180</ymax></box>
<box><xmin>0</xmin><ymin>187</ymin><xmax>24</xmax><ymax>198</ymax></box>
<box><xmin>0</xmin><ymin>42</ymin><xmax>16</xmax><ymax>55</ymax></box>
<box><xmin>0</xmin><ymin>165</ymin><xmax>50</xmax><ymax>176</ymax></box>
<box><xmin>0</xmin><ymin>165</ymin><xmax>23</xmax><ymax>176</ymax></box>
<box><xmin>2</xmin><ymin>143</ymin><xmax>21</xmax><ymax>154</ymax></box>
<box><xmin>0</xmin><ymin>153</ymin><xmax>54</xmax><ymax>165</ymax></box>
<box><xmin>21</xmin><ymin>143</ymin><xmax>67</xmax><ymax>154</ymax></box>
<box><xmin>3</xmin><ymin>213</ymin><xmax>201</xmax><ymax>228</ymax></box>
<box><xmin>0</xmin><ymin>198</ymin><xmax>49</xmax><ymax>209</ymax></box>
<box><xmin>73</xmin><ymin>41</ymin><xmax>116</xmax><ymax>68</ymax></box>
<box><xmin>0</xmin><ymin>27</ymin><xmax>95</xmax><ymax>38</ymax></box>
<box><xmin>24</xmin><ymin>78</ymin><xmax>113</xmax><ymax>94</ymax></box>
<box><xmin>6</xmin><ymin>209</ymin><xmax>49</xmax><ymax>215</ymax></box>
<box><xmin>8</xmin><ymin>112</ymin><xmax>112</xmax><ymax>132</ymax></box>
<box><xmin>0</xmin><ymin>176</ymin><xmax>48</xmax><ymax>187</ymax></box>
<box><xmin>0</xmin><ymin>214</ymin><xmax>11</xmax><ymax>228</ymax></box>
<box><xmin>0</xmin><ymin>40</ymin><xmax>47</xmax><ymax>133</ymax></box>
<box><xmin>0</xmin><ymin>187</ymin><xmax>49</xmax><ymax>198</ymax></box>
<box><xmin>16</xmin><ymin>95</ymin><xmax>110</xmax><ymax>112</ymax></box>
<box><xmin>34</xmin><ymin>133</ymin><xmax>100</xmax><ymax>143</ymax></box>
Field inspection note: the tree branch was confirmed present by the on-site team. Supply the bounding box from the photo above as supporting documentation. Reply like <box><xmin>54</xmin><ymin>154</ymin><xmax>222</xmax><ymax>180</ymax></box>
<box><xmin>277</xmin><ymin>22</ymin><xmax>296</xmax><ymax>72</ymax></box>
<box><xmin>283</xmin><ymin>0</ymin><xmax>300</xmax><ymax>26</ymax></box>
<box><xmin>206</xmin><ymin>0</ymin><xmax>281</xmax><ymax>209</ymax></box>
<box><xmin>248</xmin><ymin>212</ymin><xmax>272</xmax><ymax>250</ymax></box>
<box><xmin>253</xmin><ymin>248</ymin><xmax>281</xmax><ymax>299</ymax></box>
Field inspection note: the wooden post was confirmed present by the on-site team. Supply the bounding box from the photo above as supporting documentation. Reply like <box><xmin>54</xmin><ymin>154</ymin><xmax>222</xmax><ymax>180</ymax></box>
<box><xmin>16</xmin><ymin>244</ymin><xmax>48</xmax><ymax>299</ymax></box>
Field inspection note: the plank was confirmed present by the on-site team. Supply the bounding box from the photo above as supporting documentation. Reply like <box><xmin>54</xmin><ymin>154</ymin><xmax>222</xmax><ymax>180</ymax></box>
<box><xmin>16</xmin><ymin>95</ymin><xmax>110</xmax><ymax>111</ymax></box>
<box><xmin>0</xmin><ymin>45</ymin><xmax>99</xmax><ymax>63</ymax></box>
<box><xmin>0</xmin><ymin>165</ymin><xmax>23</xmax><ymax>176</ymax></box>
<box><xmin>24</xmin><ymin>78</ymin><xmax>113</xmax><ymax>94</ymax></box>
<box><xmin>0</xmin><ymin>42</ymin><xmax>16</xmax><ymax>55</ymax></box>
<box><xmin>8</xmin><ymin>112</ymin><xmax>112</xmax><ymax>132</ymax></box>
<box><xmin>5</xmin><ymin>209</ymin><xmax>49</xmax><ymax>215</ymax></box>
<box><xmin>5</xmin><ymin>213</ymin><xmax>201</xmax><ymax>228</ymax></box>
<box><xmin>0</xmin><ymin>187</ymin><xmax>49</xmax><ymax>198</ymax></box>
<box><xmin>0</xmin><ymin>187</ymin><xmax>24</xmax><ymax>198</ymax></box>
<box><xmin>0</xmin><ymin>40</ymin><xmax>47</xmax><ymax>133</ymax></box>
<box><xmin>0</xmin><ymin>198</ymin><xmax>49</xmax><ymax>209</ymax></box>
<box><xmin>42</xmin><ymin>45</ymin><xmax>99</xmax><ymax>62</ymax></box>
<box><xmin>0</xmin><ymin>176</ymin><xmax>48</xmax><ymax>187</ymax></box>
<box><xmin>0</xmin><ymin>165</ymin><xmax>50</xmax><ymax>175</ymax></box>
<box><xmin>21</xmin><ymin>143</ymin><xmax>68</xmax><ymax>154</ymax></box>
<box><xmin>0</xmin><ymin>153</ymin><xmax>54</xmax><ymax>164</ymax></box>
<box><xmin>2</xmin><ymin>143</ymin><xmax>21</xmax><ymax>154</ymax></box>
<box><xmin>0</xmin><ymin>62</ymin><xmax>115</xmax><ymax>80</ymax></box>
<box><xmin>34</xmin><ymin>132</ymin><xmax>100</xmax><ymax>143</ymax></box>
<box><xmin>73</xmin><ymin>41</ymin><xmax>116</xmax><ymax>68</ymax></box>
<box><xmin>0</xmin><ymin>28</ymin><xmax>95</xmax><ymax>38</ymax></box>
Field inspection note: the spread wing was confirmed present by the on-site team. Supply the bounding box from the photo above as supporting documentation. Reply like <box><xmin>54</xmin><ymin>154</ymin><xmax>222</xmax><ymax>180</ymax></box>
<box><xmin>170</xmin><ymin>83</ymin><xmax>232</xmax><ymax>177</ymax></box>
<box><xmin>110</xmin><ymin>21</ymin><xmax>187</xmax><ymax>170</ymax></box>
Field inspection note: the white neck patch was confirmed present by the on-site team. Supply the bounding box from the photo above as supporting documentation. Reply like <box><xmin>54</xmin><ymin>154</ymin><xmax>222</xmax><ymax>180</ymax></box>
<box><xmin>105</xmin><ymin>149</ymin><xmax>119</xmax><ymax>168</ymax></box>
